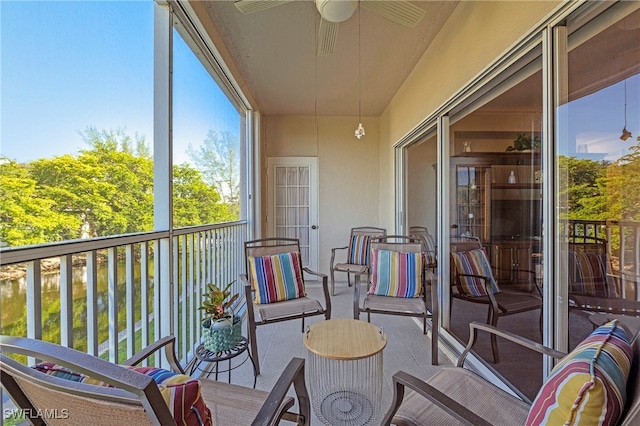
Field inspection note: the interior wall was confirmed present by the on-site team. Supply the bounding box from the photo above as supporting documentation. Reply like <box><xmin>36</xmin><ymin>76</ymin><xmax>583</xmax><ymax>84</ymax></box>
<box><xmin>262</xmin><ymin>115</ymin><xmax>380</xmax><ymax>275</ymax></box>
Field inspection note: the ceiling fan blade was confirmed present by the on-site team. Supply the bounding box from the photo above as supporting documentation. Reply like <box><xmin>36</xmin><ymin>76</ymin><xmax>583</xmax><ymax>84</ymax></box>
<box><xmin>317</xmin><ymin>18</ymin><xmax>339</xmax><ymax>55</ymax></box>
<box><xmin>234</xmin><ymin>0</ymin><xmax>294</xmax><ymax>14</ymax></box>
<box><xmin>361</xmin><ymin>0</ymin><xmax>426</xmax><ymax>29</ymax></box>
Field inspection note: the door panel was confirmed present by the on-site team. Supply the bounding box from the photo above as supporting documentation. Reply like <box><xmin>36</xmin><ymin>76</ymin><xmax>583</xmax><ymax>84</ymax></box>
<box><xmin>267</xmin><ymin>157</ymin><xmax>319</xmax><ymax>273</ymax></box>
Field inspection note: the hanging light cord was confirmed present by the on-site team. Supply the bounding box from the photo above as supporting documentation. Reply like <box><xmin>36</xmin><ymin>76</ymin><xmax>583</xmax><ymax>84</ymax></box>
<box><xmin>354</xmin><ymin>1</ymin><xmax>365</xmax><ymax>139</ymax></box>
<box><xmin>315</xmin><ymin>10</ymin><xmax>318</xmax><ymax>154</ymax></box>
<box><xmin>358</xmin><ymin>2</ymin><xmax>361</xmax><ymax>125</ymax></box>
<box><xmin>624</xmin><ymin>79</ymin><xmax>628</xmax><ymax>128</ymax></box>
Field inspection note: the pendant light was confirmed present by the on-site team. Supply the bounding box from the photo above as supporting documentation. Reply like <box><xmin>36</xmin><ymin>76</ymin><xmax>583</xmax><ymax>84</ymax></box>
<box><xmin>354</xmin><ymin>2</ymin><xmax>365</xmax><ymax>139</ymax></box>
<box><xmin>620</xmin><ymin>79</ymin><xmax>633</xmax><ymax>141</ymax></box>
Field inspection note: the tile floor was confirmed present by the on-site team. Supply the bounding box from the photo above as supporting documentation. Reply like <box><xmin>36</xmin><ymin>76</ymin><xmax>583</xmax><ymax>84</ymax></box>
<box><xmin>195</xmin><ymin>280</ymin><xmax>449</xmax><ymax>425</ymax></box>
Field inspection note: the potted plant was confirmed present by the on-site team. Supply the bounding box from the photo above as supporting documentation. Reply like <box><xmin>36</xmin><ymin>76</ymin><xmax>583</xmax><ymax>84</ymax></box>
<box><xmin>200</xmin><ymin>281</ymin><xmax>239</xmax><ymax>328</ymax></box>
<box><xmin>505</xmin><ymin>132</ymin><xmax>541</xmax><ymax>152</ymax></box>
<box><xmin>199</xmin><ymin>281</ymin><xmax>241</xmax><ymax>352</ymax></box>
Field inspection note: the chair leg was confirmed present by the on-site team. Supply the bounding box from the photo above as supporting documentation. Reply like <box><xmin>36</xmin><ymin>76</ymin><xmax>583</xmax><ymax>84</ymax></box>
<box><xmin>347</xmin><ymin>272</ymin><xmax>352</xmax><ymax>287</ymax></box>
<box><xmin>249</xmin><ymin>323</ymin><xmax>260</xmax><ymax>376</ymax></box>
<box><xmin>539</xmin><ymin>308</ymin><xmax>543</xmax><ymax>338</ymax></box>
<box><xmin>330</xmin><ymin>268</ymin><xmax>336</xmax><ymax>296</ymax></box>
<box><xmin>488</xmin><ymin>309</ymin><xmax>500</xmax><ymax>364</ymax></box>
<box><xmin>301</xmin><ymin>316</ymin><xmax>305</xmax><ymax>332</ymax></box>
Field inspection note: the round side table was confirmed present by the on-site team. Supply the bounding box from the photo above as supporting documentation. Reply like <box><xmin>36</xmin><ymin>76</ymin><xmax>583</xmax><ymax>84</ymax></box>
<box><xmin>304</xmin><ymin>318</ymin><xmax>387</xmax><ymax>426</ymax></box>
<box><xmin>189</xmin><ymin>336</ymin><xmax>257</xmax><ymax>388</ymax></box>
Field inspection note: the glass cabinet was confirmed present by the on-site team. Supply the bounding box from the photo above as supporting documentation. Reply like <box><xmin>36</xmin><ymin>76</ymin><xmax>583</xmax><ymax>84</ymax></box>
<box><xmin>454</xmin><ymin>164</ymin><xmax>491</xmax><ymax>241</ymax></box>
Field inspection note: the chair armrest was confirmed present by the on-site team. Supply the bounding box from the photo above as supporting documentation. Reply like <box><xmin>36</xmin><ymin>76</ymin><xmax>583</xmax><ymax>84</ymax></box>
<box><xmin>330</xmin><ymin>246</ymin><xmax>349</xmax><ymax>269</ymax></box>
<box><xmin>457</xmin><ymin>321</ymin><xmax>566</xmax><ymax>368</ymax></box>
<box><xmin>381</xmin><ymin>370</ymin><xmax>493</xmax><ymax>426</ymax></box>
<box><xmin>457</xmin><ymin>273</ymin><xmax>490</xmax><ymax>281</ymax></box>
<box><xmin>122</xmin><ymin>335</ymin><xmax>185</xmax><ymax>374</ymax></box>
<box><xmin>252</xmin><ymin>357</ymin><xmax>310</xmax><ymax>426</ymax></box>
<box><xmin>303</xmin><ymin>267</ymin><xmax>332</xmax><ymax>319</ymax></box>
<box><xmin>455</xmin><ymin>273</ymin><xmax>497</xmax><ymax>304</ymax></box>
<box><xmin>302</xmin><ymin>267</ymin><xmax>326</xmax><ymax>280</ymax></box>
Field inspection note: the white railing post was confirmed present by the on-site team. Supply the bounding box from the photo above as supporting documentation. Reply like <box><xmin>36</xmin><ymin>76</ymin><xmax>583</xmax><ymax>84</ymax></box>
<box><xmin>60</xmin><ymin>255</ymin><xmax>73</xmax><ymax>348</ymax></box>
<box><xmin>126</xmin><ymin>244</ymin><xmax>135</xmax><ymax>359</ymax></box>
<box><xmin>86</xmin><ymin>250</ymin><xmax>98</xmax><ymax>356</ymax></box>
<box><xmin>107</xmin><ymin>247</ymin><xmax>119</xmax><ymax>363</ymax></box>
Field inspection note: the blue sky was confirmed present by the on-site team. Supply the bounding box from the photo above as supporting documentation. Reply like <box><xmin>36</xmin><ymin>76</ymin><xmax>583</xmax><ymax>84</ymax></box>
<box><xmin>1</xmin><ymin>1</ymin><xmax>637</xmax><ymax>164</ymax></box>
<box><xmin>1</xmin><ymin>0</ymin><xmax>239</xmax><ymax>165</ymax></box>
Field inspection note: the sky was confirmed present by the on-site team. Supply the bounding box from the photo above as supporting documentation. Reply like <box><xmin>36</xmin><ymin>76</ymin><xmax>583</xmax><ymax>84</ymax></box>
<box><xmin>1</xmin><ymin>0</ymin><xmax>240</xmax><ymax>165</ymax></box>
<box><xmin>1</xmin><ymin>1</ymin><xmax>638</xmax><ymax>165</ymax></box>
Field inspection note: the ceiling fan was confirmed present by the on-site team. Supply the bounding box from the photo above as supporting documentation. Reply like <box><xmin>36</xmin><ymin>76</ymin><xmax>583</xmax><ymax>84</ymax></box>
<box><xmin>233</xmin><ymin>0</ymin><xmax>426</xmax><ymax>55</ymax></box>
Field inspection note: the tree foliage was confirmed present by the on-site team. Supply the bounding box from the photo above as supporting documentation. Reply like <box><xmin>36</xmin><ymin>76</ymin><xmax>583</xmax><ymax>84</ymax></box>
<box><xmin>558</xmin><ymin>142</ymin><xmax>640</xmax><ymax>222</ymax></box>
<box><xmin>0</xmin><ymin>128</ymin><xmax>236</xmax><ymax>247</ymax></box>
<box><xmin>187</xmin><ymin>130</ymin><xmax>240</xmax><ymax>219</ymax></box>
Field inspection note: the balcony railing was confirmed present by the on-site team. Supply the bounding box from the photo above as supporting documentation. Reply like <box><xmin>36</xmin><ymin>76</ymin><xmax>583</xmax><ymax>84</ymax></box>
<box><xmin>0</xmin><ymin>221</ymin><xmax>248</xmax><ymax>370</ymax></box>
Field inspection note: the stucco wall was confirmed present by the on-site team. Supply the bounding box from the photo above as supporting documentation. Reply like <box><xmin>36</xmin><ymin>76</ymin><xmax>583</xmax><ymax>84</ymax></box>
<box><xmin>263</xmin><ymin>115</ymin><xmax>380</xmax><ymax>275</ymax></box>
<box><xmin>378</xmin><ymin>1</ymin><xmax>561</xmax><ymax>230</ymax></box>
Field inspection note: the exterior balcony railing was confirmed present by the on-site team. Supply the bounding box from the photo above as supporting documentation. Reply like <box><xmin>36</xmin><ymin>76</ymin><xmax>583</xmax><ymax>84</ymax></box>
<box><xmin>0</xmin><ymin>221</ymin><xmax>248</xmax><ymax>372</ymax></box>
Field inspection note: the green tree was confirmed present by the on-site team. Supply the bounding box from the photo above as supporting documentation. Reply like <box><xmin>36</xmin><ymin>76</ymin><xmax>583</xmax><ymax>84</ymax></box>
<box><xmin>559</xmin><ymin>142</ymin><xmax>640</xmax><ymax>223</ymax></box>
<box><xmin>557</xmin><ymin>156</ymin><xmax>609</xmax><ymax>220</ymax></box>
<box><xmin>0</xmin><ymin>157</ymin><xmax>80</xmax><ymax>246</ymax></box>
<box><xmin>187</xmin><ymin>130</ymin><xmax>240</xmax><ymax>218</ymax></box>
<box><xmin>29</xmin><ymin>128</ymin><xmax>155</xmax><ymax>237</ymax></box>
<box><xmin>173</xmin><ymin>163</ymin><xmax>235</xmax><ymax>227</ymax></box>
<box><xmin>2</xmin><ymin>128</ymin><xmax>234</xmax><ymax>247</ymax></box>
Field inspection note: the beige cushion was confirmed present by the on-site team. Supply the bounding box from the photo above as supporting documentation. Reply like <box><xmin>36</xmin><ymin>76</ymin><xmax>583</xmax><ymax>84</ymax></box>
<box><xmin>253</xmin><ymin>296</ymin><xmax>323</xmax><ymax>321</ymax></box>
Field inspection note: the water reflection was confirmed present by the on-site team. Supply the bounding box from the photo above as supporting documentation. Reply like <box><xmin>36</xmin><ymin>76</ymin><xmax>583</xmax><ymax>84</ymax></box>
<box><xmin>0</xmin><ymin>259</ymin><xmax>153</xmax><ymax>352</ymax></box>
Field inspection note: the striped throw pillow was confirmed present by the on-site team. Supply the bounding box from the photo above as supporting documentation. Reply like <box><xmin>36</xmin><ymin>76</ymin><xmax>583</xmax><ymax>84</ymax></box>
<box><xmin>451</xmin><ymin>249</ymin><xmax>500</xmax><ymax>297</ymax></box>
<box><xmin>348</xmin><ymin>234</ymin><xmax>372</xmax><ymax>265</ymax></box>
<box><xmin>249</xmin><ymin>251</ymin><xmax>306</xmax><ymax>304</ymax></box>
<box><xmin>32</xmin><ymin>363</ymin><xmax>213</xmax><ymax>426</ymax></box>
<box><xmin>525</xmin><ymin>320</ymin><xmax>632</xmax><ymax>426</ymax></box>
<box><xmin>568</xmin><ymin>251</ymin><xmax>619</xmax><ymax>298</ymax></box>
<box><xmin>368</xmin><ymin>249</ymin><xmax>423</xmax><ymax>298</ymax></box>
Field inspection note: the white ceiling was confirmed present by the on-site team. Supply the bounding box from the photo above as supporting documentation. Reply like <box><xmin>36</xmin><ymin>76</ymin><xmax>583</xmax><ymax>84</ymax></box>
<box><xmin>201</xmin><ymin>0</ymin><xmax>459</xmax><ymax>116</ymax></box>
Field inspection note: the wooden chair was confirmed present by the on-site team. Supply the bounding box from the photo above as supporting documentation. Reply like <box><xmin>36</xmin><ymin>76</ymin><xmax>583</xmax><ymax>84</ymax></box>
<box><xmin>409</xmin><ymin>226</ymin><xmax>437</xmax><ymax>272</ymax></box>
<box><xmin>0</xmin><ymin>335</ymin><xmax>310</xmax><ymax>426</ymax></box>
<box><xmin>241</xmin><ymin>237</ymin><xmax>330</xmax><ymax>375</ymax></box>
<box><xmin>329</xmin><ymin>226</ymin><xmax>387</xmax><ymax>295</ymax></box>
<box><xmin>450</xmin><ymin>243</ymin><xmax>542</xmax><ymax>363</ymax></box>
<box><xmin>382</xmin><ymin>320</ymin><xmax>640</xmax><ymax>426</ymax></box>
<box><xmin>353</xmin><ymin>235</ymin><xmax>438</xmax><ymax>365</ymax></box>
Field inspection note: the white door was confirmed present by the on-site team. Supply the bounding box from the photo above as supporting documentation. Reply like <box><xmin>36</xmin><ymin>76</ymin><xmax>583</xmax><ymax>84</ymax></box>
<box><xmin>267</xmin><ymin>157</ymin><xmax>319</xmax><ymax>273</ymax></box>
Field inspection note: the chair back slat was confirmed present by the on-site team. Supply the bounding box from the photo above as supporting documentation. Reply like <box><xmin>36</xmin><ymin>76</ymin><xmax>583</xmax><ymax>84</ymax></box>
<box><xmin>371</xmin><ymin>235</ymin><xmax>422</xmax><ymax>254</ymax></box>
<box><xmin>351</xmin><ymin>226</ymin><xmax>387</xmax><ymax>238</ymax></box>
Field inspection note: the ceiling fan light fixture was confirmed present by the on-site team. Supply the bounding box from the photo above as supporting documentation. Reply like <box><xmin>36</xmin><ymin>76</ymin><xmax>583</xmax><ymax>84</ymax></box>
<box><xmin>355</xmin><ymin>122</ymin><xmax>365</xmax><ymax>139</ymax></box>
<box><xmin>316</xmin><ymin>0</ymin><xmax>357</xmax><ymax>23</ymax></box>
